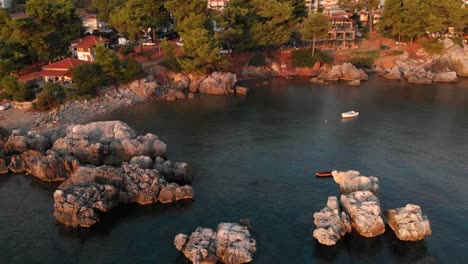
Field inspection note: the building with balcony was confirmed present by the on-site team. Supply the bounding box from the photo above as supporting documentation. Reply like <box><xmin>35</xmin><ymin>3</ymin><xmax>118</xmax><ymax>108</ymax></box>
<box><xmin>39</xmin><ymin>58</ymin><xmax>89</xmax><ymax>83</ymax></box>
<box><xmin>0</xmin><ymin>0</ymin><xmax>11</xmax><ymax>9</ymax></box>
<box><xmin>80</xmin><ymin>12</ymin><xmax>113</xmax><ymax>33</ymax></box>
<box><xmin>306</xmin><ymin>0</ymin><xmax>345</xmax><ymax>14</ymax></box>
<box><xmin>207</xmin><ymin>0</ymin><xmax>229</xmax><ymax>11</ymax></box>
<box><xmin>70</xmin><ymin>36</ymin><xmax>110</xmax><ymax>62</ymax></box>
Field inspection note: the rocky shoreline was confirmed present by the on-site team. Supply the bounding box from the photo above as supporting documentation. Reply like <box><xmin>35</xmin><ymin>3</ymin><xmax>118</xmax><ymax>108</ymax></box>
<box><xmin>0</xmin><ymin>121</ymin><xmax>194</xmax><ymax>227</ymax></box>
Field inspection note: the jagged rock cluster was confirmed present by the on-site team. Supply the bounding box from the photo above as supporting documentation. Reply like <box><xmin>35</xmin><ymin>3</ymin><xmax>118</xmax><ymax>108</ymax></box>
<box><xmin>152</xmin><ymin>66</ymin><xmax>248</xmax><ymax>99</ymax></box>
<box><xmin>318</xmin><ymin>63</ymin><xmax>369</xmax><ymax>85</ymax></box>
<box><xmin>340</xmin><ymin>191</ymin><xmax>385</xmax><ymax>237</ymax></box>
<box><xmin>0</xmin><ymin>121</ymin><xmax>194</xmax><ymax>227</ymax></box>
<box><xmin>313</xmin><ymin>170</ymin><xmax>431</xmax><ymax>246</ymax></box>
<box><xmin>174</xmin><ymin>223</ymin><xmax>257</xmax><ymax>264</ymax></box>
<box><xmin>387</xmin><ymin>204</ymin><xmax>432</xmax><ymax>241</ymax></box>
<box><xmin>54</xmin><ymin>164</ymin><xmax>193</xmax><ymax>227</ymax></box>
<box><xmin>382</xmin><ymin>39</ymin><xmax>468</xmax><ymax>84</ymax></box>
<box><xmin>313</xmin><ymin>196</ymin><xmax>352</xmax><ymax>246</ymax></box>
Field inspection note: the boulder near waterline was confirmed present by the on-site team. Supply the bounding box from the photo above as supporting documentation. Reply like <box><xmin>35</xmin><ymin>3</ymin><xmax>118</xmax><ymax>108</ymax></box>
<box><xmin>387</xmin><ymin>204</ymin><xmax>432</xmax><ymax>241</ymax></box>
<box><xmin>175</xmin><ymin>223</ymin><xmax>257</xmax><ymax>264</ymax></box>
<box><xmin>313</xmin><ymin>196</ymin><xmax>352</xmax><ymax>246</ymax></box>
<box><xmin>0</xmin><ymin>158</ymin><xmax>8</xmax><ymax>174</ymax></box>
<box><xmin>340</xmin><ymin>191</ymin><xmax>385</xmax><ymax>237</ymax></box>
<box><xmin>332</xmin><ymin>170</ymin><xmax>380</xmax><ymax>194</ymax></box>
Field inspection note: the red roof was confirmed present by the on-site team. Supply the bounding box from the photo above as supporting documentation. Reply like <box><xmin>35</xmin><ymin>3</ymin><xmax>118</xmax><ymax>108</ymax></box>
<box><xmin>38</xmin><ymin>70</ymin><xmax>70</xmax><ymax>78</ymax></box>
<box><xmin>42</xmin><ymin>58</ymin><xmax>89</xmax><ymax>71</ymax></box>
<box><xmin>71</xmin><ymin>35</ymin><xmax>110</xmax><ymax>49</ymax></box>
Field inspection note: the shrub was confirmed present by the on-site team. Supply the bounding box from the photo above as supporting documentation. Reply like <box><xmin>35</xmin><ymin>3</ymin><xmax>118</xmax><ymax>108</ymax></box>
<box><xmin>71</xmin><ymin>63</ymin><xmax>104</xmax><ymax>96</ymax></box>
<box><xmin>120</xmin><ymin>58</ymin><xmax>146</xmax><ymax>84</ymax></box>
<box><xmin>160</xmin><ymin>38</ymin><xmax>181</xmax><ymax>72</ymax></box>
<box><xmin>388</xmin><ymin>50</ymin><xmax>405</xmax><ymax>56</ymax></box>
<box><xmin>422</xmin><ymin>40</ymin><xmax>444</xmax><ymax>54</ymax></box>
<box><xmin>291</xmin><ymin>49</ymin><xmax>333</xmax><ymax>67</ymax></box>
<box><xmin>35</xmin><ymin>83</ymin><xmax>66</xmax><ymax>111</ymax></box>
<box><xmin>350</xmin><ymin>57</ymin><xmax>374</xmax><ymax>69</ymax></box>
<box><xmin>0</xmin><ymin>74</ymin><xmax>35</xmax><ymax>101</ymax></box>
<box><xmin>119</xmin><ymin>45</ymin><xmax>135</xmax><ymax>55</ymax></box>
<box><xmin>450</xmin><ymin>37</ymin><xmax>464</xmax><ymax>48</ymax></box>
<box><xmin>248</xmin><ymin>53</ymin><xmax>267</xmax><ymax>67</ymax></box>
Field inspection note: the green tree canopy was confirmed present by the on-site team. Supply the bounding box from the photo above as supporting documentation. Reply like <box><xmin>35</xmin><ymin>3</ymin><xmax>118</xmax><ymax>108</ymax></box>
<box><xmin>250</xmin><ymin>0</ymin><xmax>294</xmax><ymax>47</ymax></box>
<box><xmin>177</xmin><ymin>28</ymin><xmax>230</xmax><ymax>74</ymax></box>
<box><xmin>300</xmin><ymin>13</ymin><xmax>330</xmax><ymax>55</ymax></box>
<box><xmin>94</xmin><ymin>44</ymin><xmax>121</xmax><ymax>80</ymax></box>
<box><xmin>71</xmin><ymin>63</ymin><xmax>104</xmax><ymax>96</ymax></box>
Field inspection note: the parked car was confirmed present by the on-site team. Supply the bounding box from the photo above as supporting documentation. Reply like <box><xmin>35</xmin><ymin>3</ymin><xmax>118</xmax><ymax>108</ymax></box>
<box><xmin>356</xmin><ymin>32</ymin><xmax>363</xmax><ymax>38</ymax></box>
<box><xmin>380</xmin><ymin>45</ymin><xmax>390</xmax><ymax>50</ymax></box>
<box><xmin>142</xmin><ymin>42</ymin><xmax>156</xmax><ymax>46</ymax></box>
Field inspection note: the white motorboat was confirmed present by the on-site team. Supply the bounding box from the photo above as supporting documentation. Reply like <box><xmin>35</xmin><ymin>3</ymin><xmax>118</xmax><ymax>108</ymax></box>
<box><xmin>0</xmin><ymin>103</ymin><xmax>10</xmax><ymax>111</ymax></box>
<box><xmin>341</xmin><ymin>111</ymin><xmax>359</xmax><ymax>118</ymax></box>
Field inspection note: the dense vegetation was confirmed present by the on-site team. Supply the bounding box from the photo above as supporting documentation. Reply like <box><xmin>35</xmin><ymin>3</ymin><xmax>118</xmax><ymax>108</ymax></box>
<box><xmin>379</xmin><ymin>0</ymin><xmax>468</xmax><ymax>43</ymax></box>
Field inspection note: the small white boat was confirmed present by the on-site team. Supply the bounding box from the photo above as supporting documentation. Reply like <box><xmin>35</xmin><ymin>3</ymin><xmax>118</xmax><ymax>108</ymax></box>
<box><xmin>0</xmin><ymin>103</ymin><xmax>10</xmax><ymax>111</ymax></box>
<box><xmin>341</xmin><ymin>110</ymin><xmax>359</xmax><ymax>118</ymax></box>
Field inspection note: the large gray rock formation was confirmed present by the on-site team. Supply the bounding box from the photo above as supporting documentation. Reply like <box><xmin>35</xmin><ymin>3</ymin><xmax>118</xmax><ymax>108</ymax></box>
<box><xmin>8</xmin><ymin>150</ymin><xmax>78</xmax><ymax>181</ymax></box>
<box><xmin>387</xmin><ymin>204</ymin><xmax>432</xmax><ymax>241</ymax></box>
<box><xmin>443</xmin><ymin>39</ymin><xmax>468</xmax><ymax>77</ymax></box>
<box><xmin>52</xmin><ymin>121</ymin><xmax>167</xmax><ymax>166</ymax></box>
<box><xmin>340</xmin><ymin>62</ymin><xmax>369</xmax><ymax>81</ymax></box>
<box><xmin>242</xmin><ymin>65</ymin><xmax>277</xmax><ymax>79</ymax></box>
<box><xmin>128</xmin><ymin>79</ymin><xmax>158</xmax><ymax>98</ymax></box>
<box><xmin>433</xmin><ymin>71</ymin><xmax>458</xmax><ymax>82</ymax></box>
<box><xmin>340</xmin><ymin>191</ymin><xmax>385</xmax><ymax>237</ymax></box>
<box><xmin>332</xmin><ymin>170</ymin><xmax>380</xmax><ymax>194</ymax></box>
<box><xmin>313</xmin><ymin>196</ymin><xmax>352</xmax><ymax>246</ymax></box>
<box><xmin>384</xmin><ymin>66</ymin><xmax>402</xmax><ymax>80</ymax></box>
<box><xmin>53</xmin><ymin>183</ymin><xmax>119</xmax><ymax>227</ymax></box>
<box><xmin>3</xmin><ymin>130</ymin><xmax>51</xmax><ymax>155</ymax></box>
<box><xmin>154</xmin><ymin>156</ymin><xmax>192</xmax><ymax>183</ymax></box>
<box><xmin>319</xmin><ymin>63</ymin><xmax>368</xmax><ymax>82</ymax></box>
<box><xmin>174</xmin><ymin>223</ymin><xmax>257</xmax><ymax>264</ymax></box>
<box><xmin>54</xmin><ymin>164</ymin><xmax>193</xmax><ymax>227</ymax></box>
<box><xmin>199</xmin><ymin>72</ymin><xmax>237</xmax><ymax>95</ymax></box>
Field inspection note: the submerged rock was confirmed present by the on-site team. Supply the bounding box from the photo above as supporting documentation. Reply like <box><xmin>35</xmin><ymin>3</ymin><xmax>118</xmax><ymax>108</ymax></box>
<box><xmin>387</xmin><ymin>204</ymin><xmax>432</xmax><ymax>241</ymax></box>
<box><xmin>175</xmin><ymin>223</ymin><xmax>256</xmax><ymax>264</ymax></box>
<box><xmin>340</xmin><ymin>191</ymin><xmax>385</xmax><ymax>237</ymax></box>
<box><xmin>313</xmin><ymin>196</ymin><xmax>352</xmax><ymax>246</ymax></box>
<box><xmin>332</xmin><ymin>170</ymin><xmax>380</xmax><ymax>194</ymax></box>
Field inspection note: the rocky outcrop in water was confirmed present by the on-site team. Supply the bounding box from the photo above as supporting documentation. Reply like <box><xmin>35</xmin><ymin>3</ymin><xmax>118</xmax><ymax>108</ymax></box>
<box><xmin>198</xmin><ymin>72</ymin><xmax>237</xmax><ymax>95</ymax></box>
<box><xmin>154</xmin><ymin>156</ymin><xmax>191</xmax><ymax>184</ymax></box>
<box><xmin>332</xmin><ymin>170</ymin><xmax>380</xmax><ymax>194</ymax></box>
<box><xmin>313</xmin><ymin>196</ymin><xmax>352</xmax><ymax>246</ymax></box>
<box><xmin>8</xmin><ymin>150</ymin><xmax>78</xmax><ymax>181</ymax></box>
<box><xmin>52</xmin><ymin>121</ymin><xmax>167</xmax><ymax>166</ymax></box>
<box><xmin>433</xmin><ymin>71</ymin><xmax>458</xmax><ymax>82</ymax></box>
<box><xmin>340</xmin><ymin>191</ymin><xmax>385</xmax><ymax>237</ymax></box>
<box><xmin>319</xmin><ymin>63</ymin><xmax>368</xmax><ymax>83</ymax></box>
<box><xmin>128</xmin><ymin>79</ymin><xmax>158</xmax><ymax>98</ymax></box>
<box><xmin>54</xmin><ymin>164</ymin><xmax>193</xmax><ymax>227</ymax></box>
<box><xmin>174</xmin><ymin>222</ymin><xmax>257</xmax><ymax>264</ymax></box>
<box><xmin>242</xmin><ymin>65</ymin><xmax>277</xmax><ymax>79</ymax></box>
<box><xmin>387</xmin><ymin>204</ymin><xmax>432</xmax><ymax>241</ymax></box>
<box><xmin>442</xmin><ymin>38</ymin><xmax>468</xmax><ymax>77</ymax></box>
<box><xmin>3</xmin><ymin>130</ymin><xmax>51</xmax><ymax>155</ymax></box>
<box><xmin>384</xmin><ymin>66</ymin><xmax>402</xmax><ymax>80</ymax></box>
<box><xmin>152</xmin><ymin>65</ymin><xmax>242</xmax><ymax>96</ymax></box>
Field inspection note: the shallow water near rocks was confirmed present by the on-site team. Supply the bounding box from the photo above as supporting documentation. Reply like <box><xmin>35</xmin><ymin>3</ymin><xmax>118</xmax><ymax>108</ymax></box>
<box><xmin>2</xmin><ymin>76</ymin><xmax>468</xmax><ymax>263</ymax></box>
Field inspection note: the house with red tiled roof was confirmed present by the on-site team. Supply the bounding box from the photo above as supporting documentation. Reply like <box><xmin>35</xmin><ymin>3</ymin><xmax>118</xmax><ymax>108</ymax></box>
<box><xmin>70</xmin><ymin>35</ymin><xmax>110</xmax><ymax>62</ymax></box>
<box><xmin>38</xmin><ymin>58</ymin><xmax>89</xmax><ymax>83</ymax></box>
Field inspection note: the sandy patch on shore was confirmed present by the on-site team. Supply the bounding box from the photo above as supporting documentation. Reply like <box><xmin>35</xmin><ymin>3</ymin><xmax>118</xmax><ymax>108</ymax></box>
<box><xmin>0</xmin><ymin>107</ymin><xmax>45</xmax><ymax>131</ymax></box>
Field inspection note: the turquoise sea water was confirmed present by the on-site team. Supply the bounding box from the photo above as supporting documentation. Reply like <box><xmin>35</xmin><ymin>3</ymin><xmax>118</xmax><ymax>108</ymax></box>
<box><xmin>1</xmin><ymin>76</ymin><xmax>468</xmax><ymax>263</ymax></box>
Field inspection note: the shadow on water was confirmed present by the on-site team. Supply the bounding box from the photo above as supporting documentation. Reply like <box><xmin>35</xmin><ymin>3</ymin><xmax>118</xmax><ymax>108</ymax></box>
<box><xmin>57</xmin><ymin>200</ymin><xmax>195</xmax><ymax>239</ymax></box>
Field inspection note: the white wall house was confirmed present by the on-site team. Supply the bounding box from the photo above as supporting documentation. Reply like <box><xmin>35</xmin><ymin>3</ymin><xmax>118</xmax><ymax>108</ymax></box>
<box><xmin>0</xmin><ymin>0</ymin><xmax>12</xmax><ymax>9</ymax></box>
